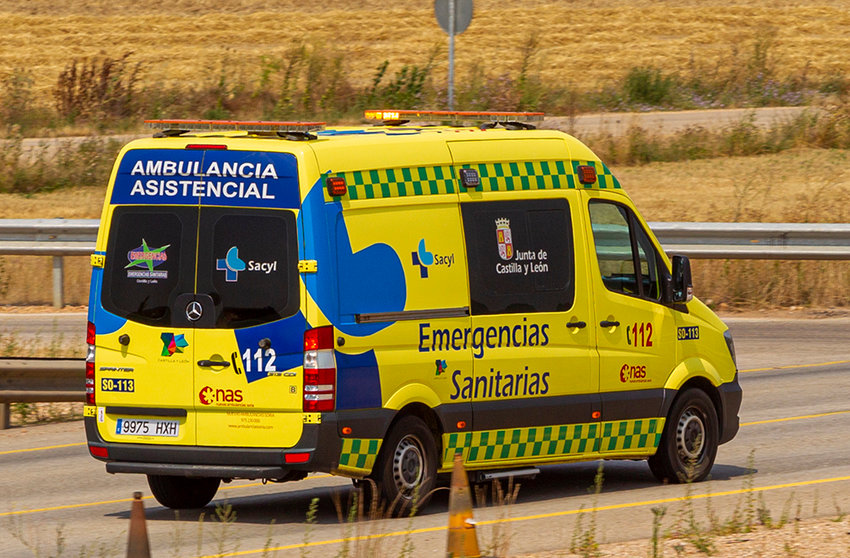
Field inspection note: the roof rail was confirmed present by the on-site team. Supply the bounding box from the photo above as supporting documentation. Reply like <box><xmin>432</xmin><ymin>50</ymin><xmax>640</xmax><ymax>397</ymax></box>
<box><xmin>145</xmin><ymin>119</ymin><xmax>326</xmax><ymax>140</ymax></box>
<box><xmin>363</xmin><ymin>110</ymin><xmax>544</xmax><ymax>128</ymax></box>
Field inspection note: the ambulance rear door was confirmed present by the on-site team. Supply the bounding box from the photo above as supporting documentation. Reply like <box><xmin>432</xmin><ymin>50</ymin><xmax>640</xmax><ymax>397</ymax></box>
<box><xmin>190</xmin><ymin>148</ymin><xmax>306</xmax><ymax>448</ymax></box>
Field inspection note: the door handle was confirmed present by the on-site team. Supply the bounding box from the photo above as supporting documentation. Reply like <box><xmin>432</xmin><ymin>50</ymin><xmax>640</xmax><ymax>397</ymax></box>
<box><xmin>599</xmin><ymin>320</ymin><xmax>620</xmax><ymax>328</ymax></box>
<box><xmin>198</xmin><ymin>360</ymin><xmax>231</xmax><ymax>367</ymax></box>
<box><xmin>566</xmin><ymin>321</ymin><xmax>587</xmax><ymax>329</ymax></box>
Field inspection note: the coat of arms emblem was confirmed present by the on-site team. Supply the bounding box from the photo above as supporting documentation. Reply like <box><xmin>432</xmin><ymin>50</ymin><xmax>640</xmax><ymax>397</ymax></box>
<box><xmin>495</xmin><ymin>218</ymin><xmax>513</xmax><ymax>260</ymax></box>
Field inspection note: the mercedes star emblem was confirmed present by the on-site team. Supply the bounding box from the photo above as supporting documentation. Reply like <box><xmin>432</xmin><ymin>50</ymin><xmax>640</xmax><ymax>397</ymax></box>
<box><xmin>186</xmin><ymin>301</ymin><xmax>203</xmax><ymax>321</ymax></box>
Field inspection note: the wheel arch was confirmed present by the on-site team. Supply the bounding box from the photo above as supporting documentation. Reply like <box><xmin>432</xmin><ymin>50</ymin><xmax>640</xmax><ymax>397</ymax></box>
<box><xmin>666</xmin><ymin>376</ymin><xmax>724</xmax><ymax>442</ymax></box>
<box><xmin>383</xmin><ymin>402</ymin><xmax>444</xmax><ymax>458</ymax></box>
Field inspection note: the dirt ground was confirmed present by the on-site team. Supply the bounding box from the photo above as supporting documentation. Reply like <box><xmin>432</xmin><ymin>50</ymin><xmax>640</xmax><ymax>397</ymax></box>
<box><xmin>518</xmin><ymin>516</ymin><xmax>850</xmax><ymax>557</ymax></box>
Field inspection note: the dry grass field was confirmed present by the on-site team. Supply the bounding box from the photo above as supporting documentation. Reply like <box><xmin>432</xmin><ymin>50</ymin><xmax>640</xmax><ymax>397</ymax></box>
<box><xmin>3</xmin><ymin>0</ymin><xmax>850</xmax><ymax>106</ymax></box>
<box><xmin>2</xmin><ymin>0</ymin><xmax>849</xmax><ymax>308</ymax></box>
<box><xmin>1</xmin><ymin>148</ymin><xmax>848</xmax><ymax>308</ymax></box>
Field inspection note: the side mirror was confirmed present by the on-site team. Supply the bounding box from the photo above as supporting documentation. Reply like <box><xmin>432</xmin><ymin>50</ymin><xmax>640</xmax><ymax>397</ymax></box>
<box><xmin>670</xmin><ymin>255</ymin><xmax>693</xmax><ymax>303</ymax></box>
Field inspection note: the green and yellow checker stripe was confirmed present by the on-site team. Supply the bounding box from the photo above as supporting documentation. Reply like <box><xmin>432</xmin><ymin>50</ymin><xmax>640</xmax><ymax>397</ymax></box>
<box><xmin>338</xmin><ymin>438</ymin><xmax>382</xmax><ymax>475</ymax></box>
<box><xmin>442</xmin><ymin>418</ymin><xmax>663</xmax><ymax>466</ymax></box>
<box><xmin>325</xmin><ymin>159</ymin><xmax>621</xmax><ymax>201</ymax></box>
<box><xmin>328</xmin><ymin>166</ymin><xmax>456</xmax><ymax>201</ymax></box>
<box><xmin>464</xmin><ymin>160</ymin><xmax>573</xmax><ymax>191</ymax></box>
<box><xmin>572</xmin><ymin>160</ymin><xmax>621</xmax><ymax>189</ymax></box>
<box><xmin>459</xmin><ymin>159</ymin><xmax>621</xmax><ymax>193</ymax></box>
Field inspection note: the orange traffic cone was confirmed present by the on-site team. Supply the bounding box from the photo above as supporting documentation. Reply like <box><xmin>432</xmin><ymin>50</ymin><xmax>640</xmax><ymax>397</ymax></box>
<box><xmin>126</xmin><ymin>491</ymin><xmax>151</xmax><ymax>558</ymax></box>
<box><xmin>446</xmin><ymin>453</ymin><xmax>481</xmax><ymax>558</ymax></box>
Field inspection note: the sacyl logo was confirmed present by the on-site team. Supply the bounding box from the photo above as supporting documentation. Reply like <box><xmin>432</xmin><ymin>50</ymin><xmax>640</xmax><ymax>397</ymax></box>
<box><xmin>215</xmin><ymin>246</ymin><xmax>277</xmax><ymax>282</ymax></box>
<box><xmin>411</xmin><ymin>239</ymin><xmax>454</xmax><ymax>278</ymax></box>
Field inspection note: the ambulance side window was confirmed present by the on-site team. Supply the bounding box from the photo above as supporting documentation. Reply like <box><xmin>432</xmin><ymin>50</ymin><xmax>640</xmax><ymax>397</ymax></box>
<box><xmin>462</xmin><ymin>199</ymin><xmax>574</xmax><ymax>315</ymax></box>
<box><xmin>589</xmin><ymin>200</ymin><xmax>662</xmax><ymax>302</ymax></box>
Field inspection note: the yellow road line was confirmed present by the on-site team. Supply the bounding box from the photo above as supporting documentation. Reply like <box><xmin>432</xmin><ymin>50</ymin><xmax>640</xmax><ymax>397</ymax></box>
<box><xmin>0</xmin><ymin>442</ymin><xmax>86</xmax><ymax>455</ymax></box>
<box><xmin>0</xmin><ymin>496</ymin><xmax>147</xmax><ymax>516</ymax></box>
<box><xmin>203</xmin><ymin>474</ymin><xmax>850</xmax><ymax>558</ymax></box>
<box><xmin>741</xmin><ymin>409</ymin><xmax>850</xmax><ymax>426</ymax></box>
<box><xmin>740</xmin><ymin>359</ymin><xmax>850</xmax><ymax>373</ymax></box>
<box><xmin>0</xmin><ymin>475</ymin><xmax>332</xmax><ymax>517</ymax></box>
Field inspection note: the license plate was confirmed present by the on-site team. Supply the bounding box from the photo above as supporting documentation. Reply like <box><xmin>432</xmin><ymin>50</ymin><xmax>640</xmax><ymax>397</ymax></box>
<box><xmin>115</xmin><ymin>418</ymin><xmax>179</xmax><ymax>437</ymax></box>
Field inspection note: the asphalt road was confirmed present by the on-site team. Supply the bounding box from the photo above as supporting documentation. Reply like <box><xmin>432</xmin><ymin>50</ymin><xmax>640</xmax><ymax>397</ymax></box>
<box><xmin>2</xmin><ymin>316</ymin><xmax>850</xmax><ymax>557</ymax></box>
<box><xmin>544</xmin><ymin>106</ymin><xmax>810</xmax><ymax>137</ymax></box>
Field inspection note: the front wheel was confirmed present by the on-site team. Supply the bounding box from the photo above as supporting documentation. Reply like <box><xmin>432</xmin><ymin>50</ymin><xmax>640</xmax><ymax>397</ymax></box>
<box><xmin>648</xmin><ymin>389</ymin><xmax>718</xmax><ymax>483</ymax></box>
<box><xmin>147</xmin><ymin>475</ymin><xmax>220</xmax><ymax>509</ymax></box>
<box><xmin>371</xmin><ymin>415</ymin><xmax>438</xmax><ymax>510</ymax></box>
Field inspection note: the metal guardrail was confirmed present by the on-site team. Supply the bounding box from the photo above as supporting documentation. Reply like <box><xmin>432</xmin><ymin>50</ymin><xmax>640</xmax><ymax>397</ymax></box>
<box><xmin>0</xmin><ymin>219</ymin><xmax>99</xmax><ymax>309</ymax></box>
<box><xmin>3</xmin><ymin>219</ymin><xmax>850</xmax><ymax>309</ymax></box>
<box><xmin>0</xmin><ymin>358</ymin><xmax>84</xmax><ymax>429</ymax></box>
<box><xmin>649</xmin><ymin>222</ymin><xmax>850</xmax><ymax>260</ymax></box>
<box><xmin>2</xmin><ymin>219</ymin><xmax>850</xmax><ymax>426</ymax></box>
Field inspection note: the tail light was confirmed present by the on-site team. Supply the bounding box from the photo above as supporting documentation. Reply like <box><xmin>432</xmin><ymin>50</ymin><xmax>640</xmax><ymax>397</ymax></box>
<box><xmin>86</xmin><ymin>321</ymin><xmax>96</xmax><ymax>405</ymax></box>
<box><xmin>303</xmin><ymin>326</ymin><xmax>336</xmax><ymax>412</ymax></box>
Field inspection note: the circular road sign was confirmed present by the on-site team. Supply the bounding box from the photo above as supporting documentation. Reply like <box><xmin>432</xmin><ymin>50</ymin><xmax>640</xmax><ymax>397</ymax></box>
<box><xmin>434</xmin><ymin>0</ymin><xmax>473</xmax><ymax>35</ymax></box>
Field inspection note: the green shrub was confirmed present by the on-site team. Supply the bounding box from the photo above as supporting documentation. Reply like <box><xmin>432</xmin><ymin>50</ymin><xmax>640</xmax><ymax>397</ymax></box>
<box><xmin>53</xmin><ymin>52</ymin><xmax>141</xmax><ymax>124</ymax></box>
<box><xmin>623</xmin><ymin>66</ymin><xmax>677</xmax><ymax>107</ymax></box>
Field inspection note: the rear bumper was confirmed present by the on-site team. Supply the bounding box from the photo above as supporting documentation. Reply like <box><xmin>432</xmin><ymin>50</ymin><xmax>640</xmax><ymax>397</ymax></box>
<box><xmin>85</xmin><ymin>414</ymin><xmax>342</xmax><ymax>479</ymax></box>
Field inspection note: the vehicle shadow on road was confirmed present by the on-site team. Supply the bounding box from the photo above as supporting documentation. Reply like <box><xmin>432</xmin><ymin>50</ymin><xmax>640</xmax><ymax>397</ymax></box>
<box><xmin>104</xmin><ymin>460</ymin><xmax>754</xmax><ymax>527</ymax></box>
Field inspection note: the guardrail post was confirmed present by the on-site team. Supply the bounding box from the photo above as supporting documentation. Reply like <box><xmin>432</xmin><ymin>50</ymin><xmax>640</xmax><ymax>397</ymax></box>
<box><xmin>0</xmin><ymin>403</ymin><xmax>9</xmax><ymax>430</ymax></box>
<box><xmin>52</xmin><ymin>256</ymin><xmax>64</xmax><ymax>309</ymax></box>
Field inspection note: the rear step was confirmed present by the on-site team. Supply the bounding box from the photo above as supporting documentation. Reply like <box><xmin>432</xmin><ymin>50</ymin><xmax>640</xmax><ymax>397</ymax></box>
<box><xmin>473</xmin><ymin>467</ymin><xmax>540</xmax><ymax>483</ymax></box>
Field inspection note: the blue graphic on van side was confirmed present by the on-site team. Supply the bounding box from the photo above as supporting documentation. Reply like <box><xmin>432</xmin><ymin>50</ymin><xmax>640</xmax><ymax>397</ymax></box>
<box><xmin>88</xmin><ymin>267</ymin><xmax>128</xmax><ymax>335</ymax></box>
<box><xmin>298</xmin><ymin>179</ymin><xmax>407</xmax><ymax>336</ymax></box>
<box><xmin>111</xmin><ymin>149</ymin><xmax>300</xmax><ymax>209</ymax></box>
<box><xmin>335</xmin><ymin>349</ymin><xmax>382</xmax><ymax>410</ymax></box>
<box><xmin>233</xmin><ymin>313</ymin><xmax>306</xmax><ymax>383</ymax></box>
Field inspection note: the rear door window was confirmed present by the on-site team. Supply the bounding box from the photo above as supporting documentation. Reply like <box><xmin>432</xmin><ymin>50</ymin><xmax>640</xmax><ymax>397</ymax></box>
<box><xmin>196</xmin><ymin>208</ymin><xmax>299</xmax><ymax>328</ymax></box>
<box><xmin>102</xmin><ymin>206</ymin><xmax>197</xmax><ymax>327</ymax></box>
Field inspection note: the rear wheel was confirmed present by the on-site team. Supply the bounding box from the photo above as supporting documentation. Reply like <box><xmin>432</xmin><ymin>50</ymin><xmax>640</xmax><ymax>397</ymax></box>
<box><xmin>147</xmin><ymin>475</ymin><xmax>220</xmax><ymax>509</ymax></box>
<box><xmin>648</xmin><ymin>388</ymin><xmax>718</xmax><ymax>483</ymax></box>
<box><xmin>371</xmin><ymin>415</ymin><xmax>438</xmax><ymax>510</ymax></box>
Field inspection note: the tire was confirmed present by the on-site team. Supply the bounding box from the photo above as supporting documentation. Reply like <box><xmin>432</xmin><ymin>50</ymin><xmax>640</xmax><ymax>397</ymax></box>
<box><xmin>371</xmin><ymin>415</ymin><xmax>438</xmax><ymax>510</ymax></box>
<box><xmin>648</xmin><ymin>388</ymin><xmax>719</xmax><ymax>484</ymax></box>
<box><xmin>147</xmin><ymin>475</ymin><xmax>220</xmax><ymax>509</ymax></box>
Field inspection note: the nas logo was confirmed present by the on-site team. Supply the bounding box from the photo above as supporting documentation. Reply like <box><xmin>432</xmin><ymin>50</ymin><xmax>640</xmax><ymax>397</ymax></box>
<box><xmin>199</xmin><ymin>386</ymin><xmax>243</xmax><ymax>405</ymax></box>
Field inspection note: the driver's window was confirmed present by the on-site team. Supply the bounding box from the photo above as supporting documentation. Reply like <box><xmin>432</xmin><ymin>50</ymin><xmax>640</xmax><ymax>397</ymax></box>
<box><xmin>589</xmin><ymin>202</ymin><xmax>637</xmax><ymax>295</ymax></box>
<box><xmin>589</xmin><ymin>200</ymin><xmax>663</xmax><ymax>301</ymax></box>
<box><xmin>636</xmin><ymin>225</ymin><xmax>662</xmax><ymax>301</ymax></box>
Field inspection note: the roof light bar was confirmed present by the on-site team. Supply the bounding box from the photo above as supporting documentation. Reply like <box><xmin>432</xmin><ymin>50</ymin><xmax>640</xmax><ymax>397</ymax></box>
<box><xmin>364</xmin><ymin>110</ymin><xmax>545</xmax><ymax>124</ymax></box>
<box><xmin>145</xmin><ymin>119</ymin><xmax>326</xmax><ymax>134</ymax></box>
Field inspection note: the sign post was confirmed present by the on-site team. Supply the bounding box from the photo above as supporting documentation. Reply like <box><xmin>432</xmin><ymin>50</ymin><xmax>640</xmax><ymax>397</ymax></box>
<box><xmin>434</xmin><ymin>0</ymin><xmax>473</xmax><ymax>109</ymax></box>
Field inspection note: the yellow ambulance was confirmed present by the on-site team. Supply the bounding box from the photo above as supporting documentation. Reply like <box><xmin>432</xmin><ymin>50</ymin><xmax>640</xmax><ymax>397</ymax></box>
<box><xmin>84</xmin><ymin>110</ymin><xmax>741</xmax><ymax>509</ymax></box>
